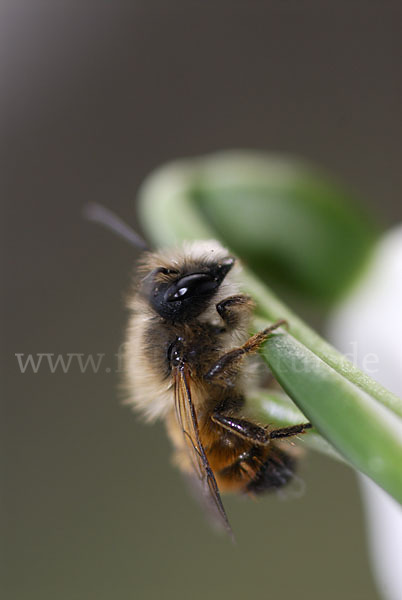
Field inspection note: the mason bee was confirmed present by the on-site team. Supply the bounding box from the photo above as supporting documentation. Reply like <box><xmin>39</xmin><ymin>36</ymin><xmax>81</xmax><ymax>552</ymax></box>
<box><xmin>85</xmin><ymin>203</ymin><xmax>311</xmax><ymax>536</ymax></box>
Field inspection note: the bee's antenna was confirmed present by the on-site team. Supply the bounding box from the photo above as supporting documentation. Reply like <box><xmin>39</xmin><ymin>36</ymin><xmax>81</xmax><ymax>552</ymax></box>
<box><xmin>83</xmin><ymin>202</ymin><xmax>150</xmax><ymax>251</ymax></box>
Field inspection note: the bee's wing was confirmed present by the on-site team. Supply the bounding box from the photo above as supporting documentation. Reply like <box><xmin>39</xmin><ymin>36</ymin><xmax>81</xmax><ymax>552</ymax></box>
<box><xmin>173</xmin><ymin>367</ymin><xmax>233</xmax><ymax>539</ymax></box>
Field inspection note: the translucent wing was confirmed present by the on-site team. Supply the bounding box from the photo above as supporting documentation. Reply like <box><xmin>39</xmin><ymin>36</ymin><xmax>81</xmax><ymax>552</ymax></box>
<box><xmin>173</xmin><ymin>366</ymin><xmax>233</xmax><ymax>539</ymax></box>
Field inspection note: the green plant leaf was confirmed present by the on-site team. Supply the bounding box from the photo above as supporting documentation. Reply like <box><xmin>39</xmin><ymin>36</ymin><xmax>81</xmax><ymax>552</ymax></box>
<box><xmin>256</xmin><ymin>326</ymin><xmax>402</xmax><ymax>502</ymax></box>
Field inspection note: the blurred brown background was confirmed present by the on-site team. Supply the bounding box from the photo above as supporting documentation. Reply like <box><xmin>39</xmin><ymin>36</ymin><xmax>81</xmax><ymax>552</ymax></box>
<box><xmin>2</xmin><ymin>3</ymin><xmax>401</xmax><ymax>600</ymax></box>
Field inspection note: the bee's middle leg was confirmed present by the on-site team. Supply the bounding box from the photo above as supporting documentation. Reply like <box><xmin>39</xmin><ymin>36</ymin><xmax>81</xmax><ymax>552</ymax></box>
<box><xmin>205</xmin><ymin>319</ymin><xmax>287</xmax><ymax>385</ymax></box>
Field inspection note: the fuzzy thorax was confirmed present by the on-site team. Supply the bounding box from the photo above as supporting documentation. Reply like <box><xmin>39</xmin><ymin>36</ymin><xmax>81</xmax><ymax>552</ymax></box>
<box><xmin>123</xmin><ymin>240</ymin><xmax>248</xmax><ymax>421</ymax></box>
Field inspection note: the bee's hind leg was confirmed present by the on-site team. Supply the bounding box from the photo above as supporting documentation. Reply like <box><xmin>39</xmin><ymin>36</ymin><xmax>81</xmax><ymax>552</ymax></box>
<box><xmin>205</xmin><ymin>319</ymin><xmax>287</xmax><ymax>386</ymax></box>
<box><xmin>211</xmin><ymin>413</ymin><xmax>312</xmax><ymax>446</ymax></box>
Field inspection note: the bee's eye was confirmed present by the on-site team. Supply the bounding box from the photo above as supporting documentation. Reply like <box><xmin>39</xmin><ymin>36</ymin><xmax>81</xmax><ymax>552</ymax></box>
<box><xmin>165</xmin><ymin>273</ymin><xmax>215</xmax><ymax>302</ymax></box>
<box><xmin>148</xmin><ymin>258</ymin><xmax>234</xmax><ymax>320</ymax></box>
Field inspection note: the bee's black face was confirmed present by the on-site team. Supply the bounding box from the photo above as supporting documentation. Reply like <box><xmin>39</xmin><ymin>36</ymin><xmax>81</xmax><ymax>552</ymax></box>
<box><xmin>145</xmin><ymin>257</ymin><xmax>234</xmax><ymax>322</ymax></box>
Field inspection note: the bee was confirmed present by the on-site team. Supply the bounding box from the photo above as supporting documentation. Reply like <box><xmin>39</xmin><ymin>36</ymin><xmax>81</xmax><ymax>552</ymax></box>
<box><xmin>85</xmin><ymin>203</ymin><xmax>311</xmax><ymax>536</ymax></box>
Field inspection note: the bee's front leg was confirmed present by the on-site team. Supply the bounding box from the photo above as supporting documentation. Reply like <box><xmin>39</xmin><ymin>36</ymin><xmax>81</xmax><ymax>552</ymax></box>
<box><xmin>205</xmin><ymin>319</ymin><xmax>287</xmax><ymax>386</ymax></box>
<box><xmin>216</xmin><ymin>295</ymin><xmax>255</xmax><ymax>330</ymax></box>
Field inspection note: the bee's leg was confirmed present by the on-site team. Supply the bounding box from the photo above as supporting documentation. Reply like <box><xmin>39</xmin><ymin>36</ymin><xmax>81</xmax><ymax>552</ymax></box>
<box><xmin>216</xmin><ymin>295</ymin><xmax>255</xmax><ymax>331</ymax></box>
<box><xmin>211</xmin><ymin>413</ymin><xmax>312</xmax><ymax>445</ymax></box>
<box><xmin>268</xmin><ymin>423</ymin><xmax>313</xmax><ymax>439</ymax></box>
<box><xmin>205</xmin><ymin>319</ymin><xmax>287</xmax><ymax>385</ymax></box>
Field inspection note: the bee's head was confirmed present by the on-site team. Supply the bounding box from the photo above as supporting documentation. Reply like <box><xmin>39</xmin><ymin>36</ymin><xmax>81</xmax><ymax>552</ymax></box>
<box><xmin>141</xmin><ymin>250</ymin><xmax>235</xmax><ymax>322</ymax></box>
